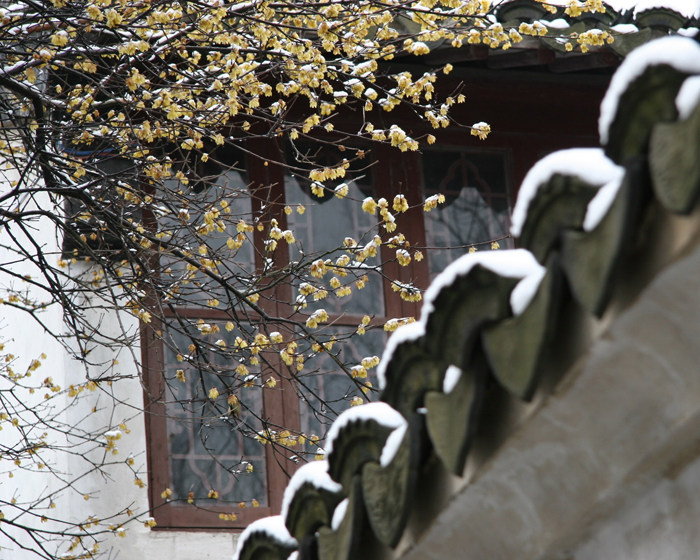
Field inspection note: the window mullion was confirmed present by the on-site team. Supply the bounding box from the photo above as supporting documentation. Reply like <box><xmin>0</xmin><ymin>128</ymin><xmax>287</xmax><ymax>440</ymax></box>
<box><xmin>246</xmin><ymin>139</ymin><xmax>301</xmax><ymax>509</ymax></box>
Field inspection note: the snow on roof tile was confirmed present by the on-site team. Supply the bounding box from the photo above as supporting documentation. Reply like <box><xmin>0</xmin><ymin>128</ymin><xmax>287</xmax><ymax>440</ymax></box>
<box><xmin>599</xmin><ymin>36</ymin><xmax>700</xmax><ymax>144</ymax></box>
<box><xmin>325</xmin><ymin>402</ymin><xmax>406</xmax><ymax>456</ymax></box>
<box><xmin>632</xmin><ymin>0</ymin><xmax>700</xmax><ymax>18</ymax></box>
<box><xmin>676</xmin><ymin>75</ymin><xmax>700</xmax><ymax>119</ymax></box>
<box><xmin>511</xmin><ymin>148</ymin><xmax>624</xmax><ymax>236</ymax></box>
<box><xmin>232</xmin><ymin>515</ymin><xmax>297</xmax><ymax>560</ymax></box>
<box><xmin>280</xmin><ymin>460</ymin><xmax>342</xmax><ymax>523</ymax></box>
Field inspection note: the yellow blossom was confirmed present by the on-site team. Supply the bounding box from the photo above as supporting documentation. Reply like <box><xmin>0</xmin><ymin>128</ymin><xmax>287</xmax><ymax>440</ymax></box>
<box><xmin>334</xmin><ymin>183</ymin><xmax>349</xmax><ymax>199</ymax></box>
<box><xmin>311</xmin><ymin>182</ymin><xmax>325</xmax><ymax>198</ymax></box>
<box><xmin>393</xmin><ymin>194</ymin><xmax>409</xmax><ymax>213</ymax></box>
<box><xmin>471</xmin><ymin>122</ymin><xmax>491</xmax><ymax>140</ymax></box>
<box><xmin>361</xmin><ymin>197</ymin><xmax>377</xmax><ymax>214</ymax></box>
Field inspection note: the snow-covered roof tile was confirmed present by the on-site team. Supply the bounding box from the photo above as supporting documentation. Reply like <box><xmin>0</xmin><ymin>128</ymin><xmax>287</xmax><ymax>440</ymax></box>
<box><xmin>600</xmin><ymin>36</ymin><xmax>700</xmax><ymax>145</ymax></box>
<box><xmin>511</xmin><ymin>148</ymin><xmax>624</xmax><ymax>236</ymax></box>
<box><xmin>233</xmin><ymin>516</ymin><xmax>297</xmax><ymax>560</ymax></box>
<box><xmin>325</xmin><ymin>402</ymin><xmax>406</xmax><ymax>456</ymax></box>
<box><xmin>280</xmin><ymin>460</ymin><xmax>342</xmax><ymax>522</ymax></box>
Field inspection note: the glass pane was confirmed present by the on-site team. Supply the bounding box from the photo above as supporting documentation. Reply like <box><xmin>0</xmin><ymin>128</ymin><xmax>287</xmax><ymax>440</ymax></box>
<box><xmin>162</xmin><ymin>321</ymin><xmax>267</xmax><ymax>506</ymax></box>
<box><xmin>285</xmin><ymin>146</ymin><xmax>385</xmax><ymax>317</ymax></box>
<box><xmin>295</xmin><ymin>327</ymin><xmax>385</xmax><ymax>458</ymax></box>
<box><xmin>422</xmin><ymin>150</ymin><xmax>513</xmax><ymax>278</ymax></box>
<box><xmin>159</xmin><ymin>168</ymin><xmax>256</xmax><ymax>305</ymax></box>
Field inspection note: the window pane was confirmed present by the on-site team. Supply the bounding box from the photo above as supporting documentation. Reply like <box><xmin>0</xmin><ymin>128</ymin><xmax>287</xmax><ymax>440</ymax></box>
<box><xmin>162</xmin><ymin>321</ymin><xmax>267</xmax><ymax>506</ymax></box>
<box><xmin>159</xmin><ymin>169</ymin><xmax>256</xmax><ymax>305</ymax></box>
<box><xmin>285</xmin><ymin>147</ymin><xmax>385</xmax><ymax>317</ymax></box>
<box><xmin>422</xmin><ymin>150</ymin><xmax>512</xmax><ymax>278</ymax></box>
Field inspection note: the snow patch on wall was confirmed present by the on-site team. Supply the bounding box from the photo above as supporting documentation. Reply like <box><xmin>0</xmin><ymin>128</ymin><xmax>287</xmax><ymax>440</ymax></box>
<box><xmin>584</xmin><ymin>177</ymin><xmax>624</xmax><ymax>232</ymax></box>
<box><xmin>443</xmin><ymin>365</ymin><xmax>462</xmax><ymax>394</ymax></box>
<box><xmin>377</xmin><ymin>321</ymin><xmax>424</xmax><ymax>390</ymax></box>
<box><xmin>676</xmin><ymin>75</ymin><xmax>700</xmax><ymax>120</ymax></box>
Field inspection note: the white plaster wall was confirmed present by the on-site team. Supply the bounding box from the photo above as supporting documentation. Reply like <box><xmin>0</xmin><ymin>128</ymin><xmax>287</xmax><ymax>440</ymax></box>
<box><xmin>0</xmin><ymin>177</ymin><xmax>237</xmax><ymax>559</ymax></box>
<box><xmin>0</xmin><ymin>176</ymin><xmax>71</xmax><ymax>558</ymax></box>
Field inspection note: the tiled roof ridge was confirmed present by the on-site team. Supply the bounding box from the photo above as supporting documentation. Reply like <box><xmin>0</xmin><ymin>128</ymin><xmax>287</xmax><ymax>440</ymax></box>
<box><xmin>497</xmin><ymin>1</ymin><xmax>698</xmax><ymax>64</ymax></box>
<box><xmin>233</xmin><ymin>32</ymin><xmax>700</xmax><ymax>560</ymax></box>
<box><xmin>494</xmin><ymin>0</ymin><xmax>699</xmax><ymax>20</ymax></box>
<box><xmin>390</xmin><ymin>1</ymin><xmax>700</xmax><ymax>77</ymax></box>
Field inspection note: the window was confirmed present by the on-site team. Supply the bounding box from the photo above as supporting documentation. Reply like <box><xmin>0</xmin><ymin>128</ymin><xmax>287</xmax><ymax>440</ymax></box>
<box><xmin>421</xmin><ymin>148</ymin><xmax>513</xmax><ymax>278</ymax></box>
<box><xmin>141</xmin><ymin>138</ymin><xmax>516</xmax><ymax>528</ymax></box>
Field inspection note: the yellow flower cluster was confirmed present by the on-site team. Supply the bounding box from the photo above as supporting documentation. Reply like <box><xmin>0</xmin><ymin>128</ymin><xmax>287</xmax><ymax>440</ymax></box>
<box><xmin>471</xmin><ymin>122</ymin><xmax>491</xmax><ymax>140</ymax></box>
<box><xmin>391</xmin><ymin>281</ymin><xmax>422</xmax><ymax>303</ymax></box>
<box><xmin>423</xmin><ymin>193</ymin><xmax>446</xmax><ymax>212</ymax></box>
<box><xmin>564</xmin><ymin>0</ymin><xmax>607</xmax><ymax>17</ymax></box>
<box><xmin>576</xmin><ymin>29</ymin><xmax>614</xmax><ymax>53</ymax></box>
<box><xmin>518</xmin><ymin>21</ymin><xmax>548</xmax><ymax>37</ymax></box>
<box><xmin>305</xmin><ymin>309</ymin><xmax>329</xmax><ymax>328</ymax></box>
<box><xmin>396</xmin><ymin>249</ymin><xmax>412</xmax><ymax>266</ymax></box>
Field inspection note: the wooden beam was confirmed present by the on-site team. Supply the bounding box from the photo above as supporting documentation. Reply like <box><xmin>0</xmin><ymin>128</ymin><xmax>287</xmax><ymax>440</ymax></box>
<box><xmin>486</xmin><ymin>48</ymin><xmax>556</xmax><ymax>69</ymax></box>
<box><xmin>548</xmin><ymin>51</ymin><xmax>620</xmax><ymax>73</ymax></box>
<box><xmin>421</xmin><ymin>44</ymin><xmax>489</xmax><ymax>65</ymax></box>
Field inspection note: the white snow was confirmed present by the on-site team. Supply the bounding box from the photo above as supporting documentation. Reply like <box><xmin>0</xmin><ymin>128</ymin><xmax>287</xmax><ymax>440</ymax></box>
<box><xmin>677</xmin><ymin>27</ymin><xmax>700</xmax><ymax>37</ymax></box>
<box><xmin>510</xmin><ymin>264</ymin><xmax>548</xmax><ymax>315</ymax></box>
<box><xmin>380</xmin><ymin>421</ymin><xmax>408</xmax><ymax>467</ymax></box>
<box><xmin>325</xmin><ymin>402</ymin><xmax>406</xmax><ymax>455</ymax></box>
<box><xmin>632</xmin><ymin>0</ymin><xmax>700</xmax><ymax>17</ymax></box>
<box><xmin>676</xmin><ymin>75</ymin><xmax>700</xmax><ymax>119</ymax></box>
<box><xmin>542</xmin><ymin>18</ymin><xmax>569</xmax><ymax>29</ymax></box>
<box><xmin>442</xmin><ymin>365</ymin><xmax>462</xmax><ymax>394</ymax></box>
<box><xmin>232</xmin><ymin>516</ymin><xmax>297</xmax><ymax>560</ymax></box>
<box><xmin>378</xmin><ymin>251</ymin><xmax>547</xmax><ymax>390</ymax></box>
<box><xmin>599</xmin><ymin>36</ymin><xmax>700</xmax><ymax>145</ymax></box>
<box><xmin>331</xmin><ymin>498</ymin><xmax>349</xmax><ymax>530</ymax></box>
<box><xmin>491</xmin><ymin>0</ymin><xmax>645</xmax><ymax>11</ymax></box>
<box><xmin>280</xmin><ymin>460</ymin><xmax>342</xmax><ymax>522</ymax></box>
<box><xmin>583</xmin><ymin>176</ymin><xmax>624</xmax><ymax>231</ymax></box>
<box><xmin>611</xmin><ymin>23</ymin><xmax>640</xmax><ymax>33</ymax></box>
<box><xmin>377</xmin><ymin>321</ymin><xmax>425</xmax><ymax>390</ymax></box>
<box><xmin>510</xmin><ymin>148</ymin><xmax>624</xmax><ymax>237</ymax></box>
